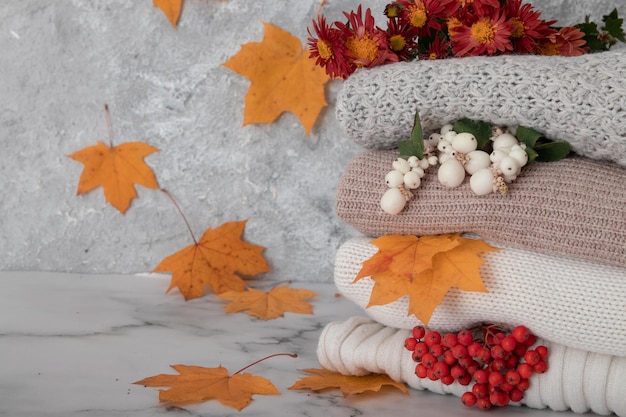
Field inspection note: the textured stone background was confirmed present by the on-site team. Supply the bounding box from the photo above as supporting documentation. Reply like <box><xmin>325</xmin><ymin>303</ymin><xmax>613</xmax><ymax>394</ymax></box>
<box><xmin>0</xmin><ymin>0</ymin><xmax>618</xmax><ymax>281</ymax></box>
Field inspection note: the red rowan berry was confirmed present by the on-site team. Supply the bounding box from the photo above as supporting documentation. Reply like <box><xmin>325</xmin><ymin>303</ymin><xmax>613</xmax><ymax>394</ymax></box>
<box><xmin>425</xmin><ymin>330</ymin><xmax>442</xmax><ymax>346</ymax></box>
<box><xmin>412</xmin><ymin>325</ymin><xmax>426</xmax><ymax>339</ymax></box>
<box><xmin>404</xmin><ymin>337</ymin><xmax>417</xmax><ymax>351</ymax></box>
<box><xmin>461</xmin><ymin>391</ymin><xmax>477</xmax><ymax>407</ymax></box>
<box><xmin>512</xmin><ymin>325</ymin><xmax>530</xmax><ymax>343</ymax></box>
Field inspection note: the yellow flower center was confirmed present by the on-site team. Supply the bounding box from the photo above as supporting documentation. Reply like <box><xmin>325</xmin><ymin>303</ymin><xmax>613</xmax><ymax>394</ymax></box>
<box><xmin>460</xmin><ymin>0</ymin><xmax>474</xmax><ymax>5</ymax></box>
<box><xmin>471</xmin><ymin>18</ymin><xmax>495</xmax><ymax>44</ymax></box>
<box><xmin>389</xmin><ymin>34</ymin><xmax>407</xmax><ymax>51</ymax></box>
<box><xmin>429</xmin><ymin>52</ymin><xmax>439</xmax><ymax>60</ymax></box>
<box><xmin>536</xmin><ymin>40</ymin><xmax>560</xmax><ymax>56</ymax></box>
<box><xmin>408</xmin><ymin>5</ymin><xmax>428</xmax><ymax>28</ymax></box>
<box><xmin>316</xmin><ymin>39</ymin><xmax>333</xmax><ymax>60</ymax></box>
<box><xmin>447</xmin><ymin>16</ymin><xmax>463</xmax><ymax>33</ymax></box>
<box><xmin>345</xmin><ymin>34</ymin><xmax>379</xmax><ymax>65</ymax></box>
<box><xmin>510</xmin><ymin>17</ymin><xmax>526</xmax><ymax>38</ymax></box>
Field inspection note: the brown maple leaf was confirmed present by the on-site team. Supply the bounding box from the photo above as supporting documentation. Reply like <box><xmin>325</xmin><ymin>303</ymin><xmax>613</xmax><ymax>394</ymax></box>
<box><xmin>222</xmin><ymin>22</ymin><xmax>329</xmax><ymax>136</ymax></box>
<box><xmin>288</xmin><ymin>368</ymin><xmax>409</xmax><ymax>396</ymax></box>
<box><xmin>134</xmin><ymin>364</ymin><xmax>279</xmax><ymax>410</ymax></box>
<box><xmin>355</xmin><ymin>234</ymin><xmax>498</xmax><ymax>325</ymax></box>
<box><xmin>153</xmin><ymin>220</ymin><xmax>270</xmax><ymax>300</ymax></box>
<box><xmin>153</xmin><ymin>0</ymin><xmax>183</xmax><ymax>28</ymax></box>
<box><xmin>217</xmin><ymin>286</ymin><xmax>317</xmax><ymax>320</ymax></box>
<box><xmin>68</xmin><ymin>141</ymin><xmax>159</xmax><ymax>214</ymax></box>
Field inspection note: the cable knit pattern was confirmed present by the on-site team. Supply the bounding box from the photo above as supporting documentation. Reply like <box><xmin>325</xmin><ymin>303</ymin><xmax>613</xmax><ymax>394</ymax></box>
<box><xmin>336</xmin><ymin>150</ymin><xmax>626</xmax><ymax>269</ymax></box>
<box><xmin>334</xmin><ymin>237</ymin><xmax>626</xmax><ymax>357</ymax></box>
<box><xmin>335</xmin><ymin>47</ymin><xmax>626</xmax><ymax>167</ymax></box>
<box><xmin>317</xmin><ymin>317</ymin><xmax>626</xmax><ymax>416</ymax></box>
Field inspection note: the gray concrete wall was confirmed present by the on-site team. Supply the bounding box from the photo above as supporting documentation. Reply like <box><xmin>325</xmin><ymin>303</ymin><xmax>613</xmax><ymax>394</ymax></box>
<box><xmin>1</xmin><ymin>0</ymin><xmax>620</xmax><ymax>281</ymax></box>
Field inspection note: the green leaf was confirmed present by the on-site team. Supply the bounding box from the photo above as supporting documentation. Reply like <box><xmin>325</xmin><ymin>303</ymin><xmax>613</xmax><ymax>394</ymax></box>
<box><xmin>453</xmin><ymin>118</ymin><xmax>493</xmax><ymax>149</ymax></box>
<box><xmin>515</xmin><ymin>125</ymin><xmax>544</xmax><ymax>148</ymax></box>
<box><xmin>534</xmin><ymin>142</ymin><xmax>571</xmax><ymax>162</ymax></box>
<box><xmin>603</xmin><ymin>8</ymin><xmax>625</xmax><ymax>42</ymax></box>
<box><xmin>398</xmin><ymin>110</ymin><xmax>424</xmax><ymax>159</ymax></box>
<box><xmin>524</xmin><ymin>146</ymin><xmax>538</xmax><ymax>163</ymax></box>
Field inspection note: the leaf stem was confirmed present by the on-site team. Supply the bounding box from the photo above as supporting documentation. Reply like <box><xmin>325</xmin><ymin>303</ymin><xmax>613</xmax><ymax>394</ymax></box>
<box><xmin>234</xmin><ymin>353</ymin><xmax>298</xmax><ymax>375</ymax></box>
<box><xmin>160</xmin><ymin>189</ymin><xmax>197</xmax><ymax>244</ymax></box>
<box><xmin>104</xmin><ymin>103</ymin><xmax>113</xmax><ymax>148</ymax></box>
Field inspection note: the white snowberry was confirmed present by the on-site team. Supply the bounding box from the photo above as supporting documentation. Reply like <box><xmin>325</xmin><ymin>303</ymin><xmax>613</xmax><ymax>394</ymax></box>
<box><xmin>464</xmin><ymin>150</ymin><xmax>491</xmax><ymax>174</ymax></box>
<box><xmin>499</xmin><ymin>156</ymin><xmax>520</xmax><ymax>182</ymax></box>
<box><xmin>407</xmin><ymin>155</ymin><xmax>420</xmax><ymax>168</ymax></box>
<box><xmin>419</xmin><ymin>157</ymin><xmax>430</xmax><ymax>170</ymax></box>
<box><xmin>508</xmin><ymin>144</ymin><xmax>529</xmax><ymax>167</ymax></box>
<box><xmin>492</xmin><ymin>133</ymin><xmax>518</xmax><ymax>151</ymax></box>
<box><xmin>392</xmin><ymin>157</ymin><xmax>411</xmax><ymax>174</ymax></box>
<box><xmin>411</xmin><ymin>166</ymin><xmax>425</xmax><ymax>178</ymax></box>
<box><xmin>385</xmin><ymin>170</ymin><xmax>405</xmax><ymax>188</ymax></box>
<box><xmin>470</xmin><ymin>168</ymin><xmax>495</xmax><ymax>196</ymax></box>
<box><xmin>440</xmin><ymin>124</ymin><xmax>454</xmax><ymax>135</ymax></box>
<box><xmin>438</xmin><ymin>159</ymin><xmax>465</xmax><ymax>188</ymax></box>
<box><xmin>428</xmin><ymin>155</ymin><xmax>439</xmax><ymax>166</ymax></box>
<box><xmin>437</xmin><ymin>140</ymin><xmax>453</xmax><ymax>153</ymax></box>
<box><xmin>380</xmin><ymin>187</ymin><xmax>407</xmax><ymax>215</ymax></box>
<box><xmin>427</xmin><ymin>133</ymin><xmax>441</xmax><ymax>148</ymax></box>
<box><xmin>404</xmin><ymin>171</ymin><xmax>421</xmax><ymax>189</ymax></box>
<box><xmin>490</xmin><ymin>149</ymin><xmax>508</xmax><ymax>164</ymax></box>
<box><xmin>443</xmin><ymin>130</ymin><xmax>457</xmax><ymax>143</ymax></box>
<box><xmin>451</xmin><ymin>132</ymin><xmax>478</xmax><ymax>153</ymax></box>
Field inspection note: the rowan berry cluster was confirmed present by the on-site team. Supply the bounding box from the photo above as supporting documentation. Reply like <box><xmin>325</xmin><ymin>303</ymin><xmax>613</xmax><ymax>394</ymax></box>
<box><xmin>404</xmin><ymin>324</ymin><xmax>548</xmax><ymax>410</ymax></box>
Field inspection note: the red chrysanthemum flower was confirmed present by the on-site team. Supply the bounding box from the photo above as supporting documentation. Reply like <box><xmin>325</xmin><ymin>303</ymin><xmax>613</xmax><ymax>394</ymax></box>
<box><xmin>503</xmin><ymin>0</ymin><xmax>557</xmax><ymax>54</ymax></box>
<box><xmin>455</xmin><ymin>0</ymin><xmax>500</xmax><ymax>16</ymax></box>
<box><xmin>397</xmin><ymin>0</ymin><xmax>460</xmax><ymax>37</ymax></box>
<box><xmin>419</xmin><ymin>32</ymin><xmax>452</xmax><ymax>59</ymax></box>
<box><xmin>336</xmin><ymin>6</ymin><xmax>399</xmax><ymax>69</ymax></box>
<box><xmin>386</xmin><ymin>17</ymin><xmax>420</xmax><ymax>61</ymax></box>
<box><xmin>451</xmin><ymin>9</ymin><xmax>513</xmax><ymax>56</ymax></box>
<box><xmin>536</xmin><ymin>26</ymin><xmax>588</xmax><ymax>56</ymax></box>
<box><xmin>307</xmin><ymin>15</ymin><xmax>352</xmax><ymax>79</ymax></box>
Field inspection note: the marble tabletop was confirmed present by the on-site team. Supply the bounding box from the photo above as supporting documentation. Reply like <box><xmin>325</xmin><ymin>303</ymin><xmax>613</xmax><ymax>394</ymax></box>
<box><xmin>0</xmin><ymin>271</ymin><xmax>599</xmax><ymax>417</ymax></box>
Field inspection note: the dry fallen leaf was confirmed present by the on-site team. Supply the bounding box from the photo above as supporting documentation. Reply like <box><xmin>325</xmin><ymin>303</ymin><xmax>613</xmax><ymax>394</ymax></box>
<box><xmin>68</xmin><ymin>141</ymin><xmax>159</xmax><ymax>214</ymax></box>
<box><xmin>289</xmin><ymin>368</ymin><xmax>409</xmax><ymax>396</ymax></box>
<box><xmin>153</xmin><ymin>220</ymin><xmax>270</xmax><ymax>300</ymax></box>
<box><xmin>222</xmin><ymin>22</ymin><xmax>329</xmax><ymax>136</ymax></box>
<box><xmin>134</xmin><ymin>364</ymin><xmax>279</xmax><ymax>410</ymax></box>
<box><xmin>355</xmin><ymin>234</ymin><xmax>498</xmax><ymax>325</ymax></box>
<box><xmin>217</xmin><ymin>286</ymin><xmax>317</xmax><ymax>320</ymax></box>
<box><xmin>154</xmin><ymin>0</ymin><xmax>183</xmax><ymax>28</ymax></box>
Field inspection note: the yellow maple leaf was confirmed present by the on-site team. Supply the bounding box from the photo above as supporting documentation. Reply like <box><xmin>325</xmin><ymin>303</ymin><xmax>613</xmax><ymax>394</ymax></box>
<box><xmin>153</xmin><ymin>220</ymin><xmax>270</xmax><ymax>300</ymax></box>
<box><xmin>217</xmin><ymin>286</ymin><xmax>317</xmax><ymax>320</ymax></box>
<box><xmin>222</xmin><ymin>22</ymin><xmax>329</xmax><ymax>136</ymax></box>
<box><xmin>356</xmin><ymin>234</ymin><xmax>498</xmax><ymax>325</ymax></box>
<box><xmin>289</xmin><ymin>368</ymin><xmax>409</xmax><ymax>396</ymax></box>
<box><xmin>134</xmin><ymin>364</ymin><xmax>279</xmax><ymax>410</ymax></box>
<box><xmin>68</xmin><ymin>141</ymin><xmax>159</xmax><ymax>214</ymax></box>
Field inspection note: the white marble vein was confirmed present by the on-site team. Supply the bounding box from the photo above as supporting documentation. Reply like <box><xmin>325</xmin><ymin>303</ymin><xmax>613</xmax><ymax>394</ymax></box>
<box><xmin>0</xmin><ymin>272</ymin><xmax>599</xmax><ymax>417</ymax></box>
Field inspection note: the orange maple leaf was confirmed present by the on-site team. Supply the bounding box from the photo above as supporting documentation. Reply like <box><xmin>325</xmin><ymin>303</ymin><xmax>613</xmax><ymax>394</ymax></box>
<box><xmin>288</xmin><ymin>368</ymin><xmax>409</xmax><ymax>396</ymax></box>
<box><xmin>153</xmin><ymin>220</ymin><xmax>270</xmax><ymax>300</ymax></box>
<box><xmin>134</xmin><ymin>364</ymin><xmax>279</xmax><ymax>410</ymax></box>
<box><xmin>217</xmin><ymin>286</ymin><xmax>317</xmax><ymax>320</ymax></box>
<box><xmin>68</xmin><ymin>141</ymin><xmax>159</xmax><ymax>214</ymax></box>
<box><xmin>222</xmin><ymin>22</ymin><xmax>329</xmax><ymax>136</ymax></box>
<box><xmin>153</xmin><ymin>0</ymin><xmax>183</xmax><ymax>28</ymax></box>
<box><xmin>355</xmin><ymin>234</ymin><xmax>498</xmax><ymax>325</ymax></box>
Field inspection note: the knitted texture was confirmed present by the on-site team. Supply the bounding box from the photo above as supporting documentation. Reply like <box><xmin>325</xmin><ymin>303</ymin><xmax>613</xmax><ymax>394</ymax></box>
<box><xmin>335</xmin><ymin>47</ymin><xmax>626</xmax><ymax>167</ymax></box>
<box><xmin>336</xmin><ymin>150</ymin><xmax>626</xmax><ymax>269</ymax></box>
<box><xmin>317</xmin><ymin>317</ymin><xmax>626</xmax><ymax>416</ymax></box>
<box><xmin>334</xmin><ymin>237</ymin><xmax>626</xmax><ymax>357</ymax></box>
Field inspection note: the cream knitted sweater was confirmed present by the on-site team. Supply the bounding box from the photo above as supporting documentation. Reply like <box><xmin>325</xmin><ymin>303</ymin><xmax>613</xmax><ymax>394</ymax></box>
<box><xmin>334</xmin><ymin>237</ymin><xmax>626</xmax><ymax>357</ymax></box>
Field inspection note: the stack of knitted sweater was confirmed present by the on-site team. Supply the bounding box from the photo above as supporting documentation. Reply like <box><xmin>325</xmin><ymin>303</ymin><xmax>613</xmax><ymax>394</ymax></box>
<box><xmin>317</xmin><ymin>46</ymin><xmax>626</xmax><ymax>415</ymax></box>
